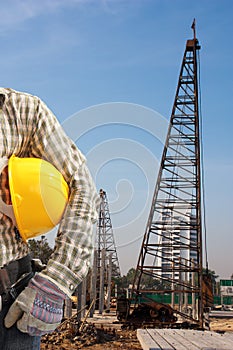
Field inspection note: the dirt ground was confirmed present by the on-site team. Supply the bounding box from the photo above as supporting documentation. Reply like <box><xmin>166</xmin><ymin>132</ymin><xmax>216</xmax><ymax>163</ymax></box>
<box><xmin>40</xmin><ymin>317</ymin><xmax>233</xmax><ymax>350</ymax></box>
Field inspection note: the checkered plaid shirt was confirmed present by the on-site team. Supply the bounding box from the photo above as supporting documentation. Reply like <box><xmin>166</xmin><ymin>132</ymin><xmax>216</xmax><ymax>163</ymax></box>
<box><xmin>0</xmin><ymin>87</ymin><xmax>99</xmax><ymax>296</ymax></box>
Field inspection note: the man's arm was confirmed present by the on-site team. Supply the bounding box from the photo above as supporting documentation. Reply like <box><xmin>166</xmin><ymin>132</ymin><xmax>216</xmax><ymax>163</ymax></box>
<box><xmin>29</xmin><ymin>97</ymin><xmax>99</xmax><ymax>296</ymax></box>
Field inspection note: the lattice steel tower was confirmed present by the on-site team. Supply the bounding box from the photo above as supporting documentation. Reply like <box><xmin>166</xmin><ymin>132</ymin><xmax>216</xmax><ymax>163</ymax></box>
<box><xmin>132</xmin><ymin>23</ymin><xmax>204</xmax><ymax>327</ymax></box>
<box><xmin>96</xmin><ymin>189</ymin><xmax>121</xmax><ymax>279</ymax></box>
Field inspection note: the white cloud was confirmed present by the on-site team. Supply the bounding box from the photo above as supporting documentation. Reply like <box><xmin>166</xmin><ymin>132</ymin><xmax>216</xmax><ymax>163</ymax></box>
<box><xmin>0</xmin><ymin>0</ymin><xmax>143</xmax><ymax>34</ymax></box>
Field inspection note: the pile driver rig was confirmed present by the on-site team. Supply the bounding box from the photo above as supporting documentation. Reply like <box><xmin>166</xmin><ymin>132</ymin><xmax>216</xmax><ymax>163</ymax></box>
<box><xmin>117</xmin><ymin>21</ymin><xmax>213</xmax><ymax>330</ymax></box>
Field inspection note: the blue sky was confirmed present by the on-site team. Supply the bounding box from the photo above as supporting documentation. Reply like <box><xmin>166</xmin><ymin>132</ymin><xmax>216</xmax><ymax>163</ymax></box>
<box><xmin>1</xmin><ymin>0</ymin><xmax>232</xmax><ymax>279</ymax></box>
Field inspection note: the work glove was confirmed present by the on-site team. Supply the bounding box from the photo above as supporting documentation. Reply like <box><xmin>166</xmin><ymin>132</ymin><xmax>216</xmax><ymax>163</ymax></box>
<box><xmin>4</xmin><ymin>274</ymin><xmax>66</xmax><ymax>336</ymax></box>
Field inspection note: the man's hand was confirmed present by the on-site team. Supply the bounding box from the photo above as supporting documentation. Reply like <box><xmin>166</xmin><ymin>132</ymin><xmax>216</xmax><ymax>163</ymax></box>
<box><xmin>4</xmin><ymin>274</ymin><xmax>66</xmax><ymax>336</ymax></box>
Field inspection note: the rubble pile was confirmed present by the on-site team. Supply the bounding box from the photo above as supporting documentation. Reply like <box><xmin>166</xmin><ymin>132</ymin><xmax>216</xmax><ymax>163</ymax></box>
<box><xmin>40</xmin><ymin>316</ymin><xmax>142</xmax><ymax>349</ymax></box>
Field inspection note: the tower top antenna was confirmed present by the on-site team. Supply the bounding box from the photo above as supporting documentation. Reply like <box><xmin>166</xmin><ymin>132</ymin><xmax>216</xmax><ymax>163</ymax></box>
<box><xmin>191</xmin><ymin>18</ymin><xmax>196</xmax><ymax>40</ymax></box>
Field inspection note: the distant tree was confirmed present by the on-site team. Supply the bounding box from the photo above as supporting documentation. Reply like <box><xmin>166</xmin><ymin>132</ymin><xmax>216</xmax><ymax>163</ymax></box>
<box><xmin>113</xmin><ymin>267</ymin><xmax>167</xmax><ymax>292</ymax></box>
<box><xmin>28</xmin><ymin>236</ymin><xmax>53</xmax><ymax>264</ymax></box>
<box><xmin>113</xmin><ymin>268</ymin><xmax>135</xmax><ymax>292</ymax></box>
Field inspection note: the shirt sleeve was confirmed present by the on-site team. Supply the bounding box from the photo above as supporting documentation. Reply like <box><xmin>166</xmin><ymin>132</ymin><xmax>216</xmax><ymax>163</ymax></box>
<box><xmin>29</xmin><ymin>97</ymin><xmax>99</xmax><ymax>297</ymax></box>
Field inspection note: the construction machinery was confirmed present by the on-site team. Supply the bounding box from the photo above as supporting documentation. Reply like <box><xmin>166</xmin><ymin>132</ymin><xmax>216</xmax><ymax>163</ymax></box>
<box><xmin>117</xmin><ymin>21</ymin><xmax>213</xmax><ymax>329</ymax></box>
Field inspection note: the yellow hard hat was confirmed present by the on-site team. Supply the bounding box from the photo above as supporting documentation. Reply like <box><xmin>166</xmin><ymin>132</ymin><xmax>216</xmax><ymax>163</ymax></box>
<box><xmin>0</xmin><ymin>155</ymin><xmax>69</xmax><ymax>241</ymax></box>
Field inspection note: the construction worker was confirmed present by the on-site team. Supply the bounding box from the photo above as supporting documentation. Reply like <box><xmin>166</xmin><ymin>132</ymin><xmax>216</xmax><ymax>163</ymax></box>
<box><xmin>0</xmin><ymin>88</ymin><xmax>99</xmax><ymax>350</ymax></box>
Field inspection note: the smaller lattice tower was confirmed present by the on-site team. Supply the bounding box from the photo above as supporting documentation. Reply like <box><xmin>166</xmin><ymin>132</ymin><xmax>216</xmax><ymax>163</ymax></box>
<box><xmin>91</xmin><ymin>189</ymin><xmax>121</xmax><ymax>313</ymax></box>
<box><xmin>96</xmin><ymin>189</ymin><xmax>121</xmax><ymax>279</ymax></box>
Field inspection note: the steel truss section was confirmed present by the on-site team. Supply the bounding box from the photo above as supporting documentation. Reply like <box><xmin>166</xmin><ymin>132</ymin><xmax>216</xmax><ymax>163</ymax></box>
<box><xmin>132</xmin><ymin>34</ymin><xmax>204</xmax><ymax>327</ymax></box>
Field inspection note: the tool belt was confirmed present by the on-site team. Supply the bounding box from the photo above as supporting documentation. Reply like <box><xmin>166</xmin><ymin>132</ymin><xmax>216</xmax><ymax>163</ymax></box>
<box><xmin>0</xmin><ymin>255</ymin><xmax>34</xmax><ymax>310</ymax></box>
